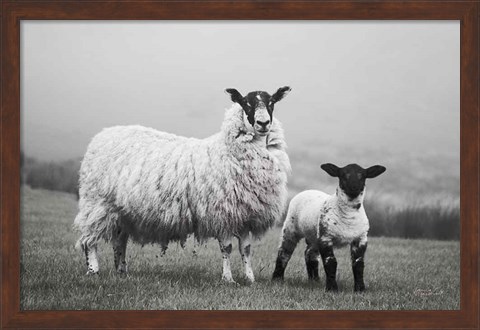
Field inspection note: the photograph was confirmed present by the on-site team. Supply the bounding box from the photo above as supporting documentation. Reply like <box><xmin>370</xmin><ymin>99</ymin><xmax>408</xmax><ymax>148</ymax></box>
<box><xmin>20</xmin><ymin>20</ymin><xmax>459</xmax><ymax>310</ymax></box>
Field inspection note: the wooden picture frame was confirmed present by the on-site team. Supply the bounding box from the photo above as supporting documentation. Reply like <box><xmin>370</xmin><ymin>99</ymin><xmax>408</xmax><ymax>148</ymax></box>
<box><xmin>1</xmin><ymin>1</ymin><xmax>478</xmax><ymax>329</ymax></box>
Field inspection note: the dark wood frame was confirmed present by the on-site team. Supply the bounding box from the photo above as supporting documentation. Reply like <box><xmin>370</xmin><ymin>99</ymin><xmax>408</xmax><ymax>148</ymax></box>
<box><xmin>1</xmin><ymin>1</ymin><xmax>478</xmax><ymax>329</ymax></box>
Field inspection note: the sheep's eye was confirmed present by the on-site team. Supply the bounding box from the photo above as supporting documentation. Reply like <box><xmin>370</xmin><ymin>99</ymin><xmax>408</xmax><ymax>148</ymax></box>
<box><xmin>357</xmin><ymin>173</ymin><xmax>362</xmax><ymax>179</ymax></box>
<box><xmin>244</xmin><ymin>104</ymin><xmax>253</xmax><ymax>113</ymax></box>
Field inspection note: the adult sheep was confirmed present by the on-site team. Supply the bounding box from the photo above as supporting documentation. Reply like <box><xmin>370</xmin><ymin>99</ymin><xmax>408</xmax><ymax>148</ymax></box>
<box><xmin>272</xmin><ymin>163</ymin><xmax>386</xmax><ymax>291</ymax></box>
<box><xmin>74</xmin><ymin>87</ymin><xmax>292</xmax><ymax>283</ymax></box>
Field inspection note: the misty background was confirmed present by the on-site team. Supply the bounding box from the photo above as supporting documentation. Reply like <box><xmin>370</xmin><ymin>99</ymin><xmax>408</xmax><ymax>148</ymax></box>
<box><xmin>20</xmin><ymin>21</ymin><xmax>460</xmax><ymax>239</ymax></box>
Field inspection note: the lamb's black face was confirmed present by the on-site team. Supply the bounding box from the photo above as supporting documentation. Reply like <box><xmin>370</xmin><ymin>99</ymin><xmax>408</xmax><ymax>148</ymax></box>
<box><xmin>337</xmin><ymin>164</ymin><xmax>369</xmax><ymax>199</ymax></box>
<box><xmin>225</xmin><ymin>87</ymin><xmax>291</xmax><ymax>136</ymax></box>
<box><xmin>321</xmin><ymin>163</ymin><xmax>386</xmax><ymax>200</ymax></box>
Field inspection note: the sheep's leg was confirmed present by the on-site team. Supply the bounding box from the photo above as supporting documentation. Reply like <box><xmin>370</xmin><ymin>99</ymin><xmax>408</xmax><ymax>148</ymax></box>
<box><xmin>218</xmin><ymin>237</ymin><xmax>236</xmax><ymax>283</ymax></box>
<box><xmin>160</xmin><ymin>241</ymin><xmax>168</xmax><ymax>257</ymax></box>
<box><xmin>84</xmin><ymin>244</ymin><xmax>100</xmax><ymax>275</ymax></box>
<box><xmin>319</xmin><ymin>240</ymin><xmax>338</xmax><ymax>291</ymax></box>
<box><xmin>304</xmin><ymin>240</ymin><xmax>320</xmax><ymax>281</ymax></box>
<box><xmin>238</xmin><ymin>233</ymin><xmax>254</xmax><ymax>283</ymax></box>
<box><xmin>351</xmin><ymin>238</ymin><xmax>368</xmax><ymax>292</ymax></box>
<box><xmin>192</xmin><ymin>238</ymin><xmax>199</xmax><ymax>258</ymax></box>
<box><xmin>272</xmin><ymin>231</ymin><xmax>299</xmax><ymax>280</ymax></box>
<box><xmin>112</xmin><ymin>228</ymin><xmax>129</xmax><ymax>274</ymax></box>
<box><xmin>76</xmin><ymin>202</ymin><xmax>112</xmax><ymax>276</ymax></box>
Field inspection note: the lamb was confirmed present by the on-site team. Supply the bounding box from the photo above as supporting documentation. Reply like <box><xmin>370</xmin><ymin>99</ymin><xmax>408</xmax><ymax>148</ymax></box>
<box><xmin>73</xmin><ymin>87</ymin><xmax>292</xmax><ymax>283</ymax></box>
<box><xmin>272</xmin><ymin>163</ymin><xmax>386</xmax><ymax>291</ymax></box>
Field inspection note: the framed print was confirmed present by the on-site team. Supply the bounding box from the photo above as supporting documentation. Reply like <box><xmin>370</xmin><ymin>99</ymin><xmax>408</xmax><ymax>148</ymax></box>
<box><xmin>1</xmin><ymin>1</ymin><xmax>478</xmax><ymax>329</ymax></box>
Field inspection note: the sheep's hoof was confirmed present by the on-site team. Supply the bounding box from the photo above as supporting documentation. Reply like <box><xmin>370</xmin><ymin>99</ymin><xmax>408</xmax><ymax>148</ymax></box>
<box><xmin>222</xmin><ymin>277</ymin><xmax>238</xmax><ymax>285</ymax></box>
<box><xmin>116</xmin><ymin>262</ymin><xmax>127</xmax><ymax>275</ymax></box>
<box><xmin>86</xmin><ymin>270</ymin><xmax>99</xmax><ymax>276</ymax></box>
<box><xmin>245</xmin><ymin>271</ymin><xmax>255</xmax><ymax>283</ymax></box>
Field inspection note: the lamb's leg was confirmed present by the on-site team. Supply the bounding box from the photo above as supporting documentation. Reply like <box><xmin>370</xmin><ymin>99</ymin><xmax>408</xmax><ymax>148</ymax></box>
<box><xmin>218</xmin><ymin>237</ymin><xmax>235</xmax><ymax>283</ymax></box>
<box><xmin>319</xmin><ymin>239</ymin><xmax>338</xmax><ymax>291</ymax></box>
<box><xmin>351</xmin><ymin>238</ymin><xmax>368</xmax><ymax>292</ymax></box>
<box><xmin>272</xmin><ymin>228</ymin><xmax>299</xmax><ymax>280</ymax></box>
<box><xmin>84</xmin><ymin>244</ymin><xmax>100</xmax><ymax>275</ymax></box>
<box><xmin>304</xmin><ymin>240</ymin><xmax>320</xmax><ymax>281</ymax></box>
<box><xmin>238</xmin><ymin>233</ymin><xmax>254</xmax><ymax>283</ymax></box>
<box><xmin>112</xmin><ymin>227</ymin><xmax>129</xmax><ymax>274</ymax></box>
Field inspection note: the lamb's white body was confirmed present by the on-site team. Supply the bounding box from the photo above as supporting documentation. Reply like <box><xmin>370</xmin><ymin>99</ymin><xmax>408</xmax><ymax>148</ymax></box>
<box><xmin>74</xmin><ymin>104</ymin><xmax>291</xmax><ymax>280</ymax></box>
<box><xmin>272</xmin><ymin>186</ymin><xmax>370</xmax><ymax>291</ymax></box>
<box><xmin>282</xmin><ymin>189</ymin><xmax>369</xmax><ymax>248</ymax></box>
<box><xmin>273</xmin><ymin>163</ymin><xmax>384</xmax><ymax>291</ymax></box>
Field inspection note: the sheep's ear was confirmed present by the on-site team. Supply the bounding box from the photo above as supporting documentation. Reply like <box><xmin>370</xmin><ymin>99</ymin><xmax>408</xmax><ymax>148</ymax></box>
<box><xmin>321</xmin><ymin>163</ymin><xmax>340</xmax><ymax>177</ymax></box>
<box><xmin>271</xmin><ymin>86</ymin><xmax>291</xmax><ymax>104</ymax></box>
<box><xmin>366</xmin><ymin>165</ymin><xmax>386</xmax><ymax>178</ymax></box>
<box><xmin>225</xmin><ymin>88</ymin><xmax>244</xmax><ymax>105</ymax></box>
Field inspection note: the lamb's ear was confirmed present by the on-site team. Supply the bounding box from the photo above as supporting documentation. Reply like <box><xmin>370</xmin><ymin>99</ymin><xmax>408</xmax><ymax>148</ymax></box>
<box><xmin>225</xmin><ymin>88</ymin><xmax>244</xmax><ymax>105</ymax></box>
<box><xmin>271</xmin><ymin>86</ymin><xmax>291</xmax><ymax>104</ymax></box>
<box><xmin>366</xmin><ymin>165</ymin><xmax>386</xmax><ymax>178</ymax></box>
<box><xmin>321</xmin><ymin>163</ymin><xmax>340</xmax><ymax>177</ymax></box>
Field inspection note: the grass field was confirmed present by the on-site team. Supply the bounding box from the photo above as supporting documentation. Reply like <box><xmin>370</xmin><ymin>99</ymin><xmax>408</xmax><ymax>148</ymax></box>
<box><xmin>20</xmin><ymin>187</ymin><xmax>460</xmax><ymax>310</ymax></box>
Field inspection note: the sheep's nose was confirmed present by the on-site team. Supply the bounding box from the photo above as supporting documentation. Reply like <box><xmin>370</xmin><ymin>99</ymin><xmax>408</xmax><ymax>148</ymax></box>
<box><xmin>256</xmin><ymin>120</ymin><xmax>270</xmax><ymax>127</ymax></box>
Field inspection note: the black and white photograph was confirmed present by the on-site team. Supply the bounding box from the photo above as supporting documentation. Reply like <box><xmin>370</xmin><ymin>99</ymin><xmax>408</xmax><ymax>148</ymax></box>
<box><xmin>20</xmin><ymin>21</ymin><xmax>459</xmax><ymax>310</ymax></box>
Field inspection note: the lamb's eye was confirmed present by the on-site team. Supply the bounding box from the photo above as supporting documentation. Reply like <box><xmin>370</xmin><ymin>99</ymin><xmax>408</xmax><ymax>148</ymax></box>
<box><xmin>357</xmin><ymin>173</ymin><xmax>362</xmax><ymax>179</ymax></box>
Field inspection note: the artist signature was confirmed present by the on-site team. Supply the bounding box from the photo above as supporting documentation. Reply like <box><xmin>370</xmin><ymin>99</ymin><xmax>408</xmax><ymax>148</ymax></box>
<box><xmin>414</xmin><ymin>288</ymin><xmax>444</xmax><ymax>297</ymax></box>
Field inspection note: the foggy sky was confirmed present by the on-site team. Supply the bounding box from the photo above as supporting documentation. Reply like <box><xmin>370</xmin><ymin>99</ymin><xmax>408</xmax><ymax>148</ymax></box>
<box><xmin>21</xmin><ymin>21</ymin><xmax>459</xmax><ymax>162</ymax></box>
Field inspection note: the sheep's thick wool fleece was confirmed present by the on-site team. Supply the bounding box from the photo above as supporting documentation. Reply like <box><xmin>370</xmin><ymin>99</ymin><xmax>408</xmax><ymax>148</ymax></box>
<box><xmin>75</xmin><ymin>105</ymin><xmax>291</xmax><ymax>246</ymax></box>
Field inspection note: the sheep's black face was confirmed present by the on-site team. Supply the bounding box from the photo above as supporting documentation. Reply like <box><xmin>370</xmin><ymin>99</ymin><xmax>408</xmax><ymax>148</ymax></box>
<box><xmin>321</xmin><ymin>163</ymin><xmax>386</xmax><ymax>201</ymax></box>
<box><xmin>225</xmin><ymin>87</ymin><xmax>291</xmax><ymax>136</ymax></box>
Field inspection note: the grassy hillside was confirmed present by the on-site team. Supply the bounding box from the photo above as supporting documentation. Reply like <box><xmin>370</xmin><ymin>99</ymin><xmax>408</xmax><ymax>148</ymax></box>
<box><xmin>20</xmin><ymin>187</ymin><xmax>459</xmax><ymax>310</ymax></box>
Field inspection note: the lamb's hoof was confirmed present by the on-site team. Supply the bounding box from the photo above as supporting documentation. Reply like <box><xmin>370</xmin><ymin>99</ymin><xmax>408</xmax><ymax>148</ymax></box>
<box><xmin>246</xmin><ymin>277</ymin><xmax>255</xmax><ymax>285</ymax></box>
<box><xmin>272</xmin><ymin>270</ymin><xmax>285</xmax><ymax>281</ymax></box>
<box><xmin>86</xmin><ymin>270</ymin><xmax>99</xmax><ymax>276</ymax></box>
<box><xmin>326</xmin><ymin>282</ymin><xmax>338</xmax><ymax>292</ymax></box>
<box><xmin>117</xmin><ymin>270</ymin><xmax>128</xmax><ymax>277</ymax></box>
<box><xmin>354</xmin><ymin>284</ymin><xmax>366</xmax><ymax>293</ymax></box>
